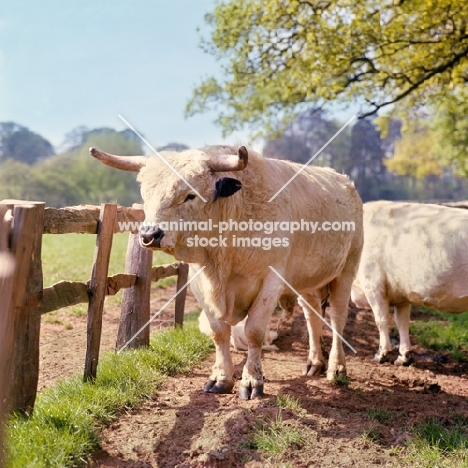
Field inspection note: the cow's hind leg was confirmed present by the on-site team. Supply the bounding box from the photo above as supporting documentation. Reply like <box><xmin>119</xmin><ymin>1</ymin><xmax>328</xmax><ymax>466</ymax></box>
<box><xmin>393</xmin><ymin>303</ymin><xmax>412</xmax><ymax>366</ymax></box>
<box><xmin>326</xmin><ymin>286</ymin><xmax>348</xmax><ymax>379</ymax></box>
<box><xmin>326</xmin><ymin>269</ymin><xmax>358</xmax><ymax>380</ymax></box>
<box><xmin>202</xmin><ymin>314</ymin><xmax>235</xmax><ymax>394</ymax></box>
<box><xmin>298</xmin><ymin>292</ymin><xmax>326</xmax><ymax>376</ymax></box>
<box><xmin>365</xmin><ymin>291</ymin><xmax>393</xmax><ymax>363</ymax></box>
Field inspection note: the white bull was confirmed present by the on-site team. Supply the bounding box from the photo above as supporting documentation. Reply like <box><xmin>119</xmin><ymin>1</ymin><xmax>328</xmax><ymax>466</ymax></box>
<box><xmin>203</xmin><ymin>286</ymin><xmax>330</xmax><ymax>351</ymax></box>
<box><xmin>199</xmin><ymin>309</ymin><xmax>280</xmax><ymax>351</ymax></box>
<box><xmin>351</xmin><ymin>201</ymin><xmax>468</xmax><ymax>365</ymax></box>
<box><xmin>90</xmin><ymin>145</ymin><xmax>363</xmax><ymax>399</ymax></box>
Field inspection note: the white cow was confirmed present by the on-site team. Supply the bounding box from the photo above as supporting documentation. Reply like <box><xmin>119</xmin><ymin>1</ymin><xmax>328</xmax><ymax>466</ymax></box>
<box><xmin>351</xmin><ymin>201</ymin><xmax>468</xmax><ymax>365</ymax></box>
<box><xmin>90</xmin><ymin>145</ymin><xmax>363</xmax><ymax>399</ymax></box>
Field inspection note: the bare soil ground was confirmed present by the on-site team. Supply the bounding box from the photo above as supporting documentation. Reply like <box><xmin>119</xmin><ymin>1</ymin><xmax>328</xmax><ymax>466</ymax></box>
<box><xmin>38</xmin><ymin>285</ymin><xmax>201</xmax><ymax>390</ymax></box>
<box><xmin>39</xmin><ymin>287</ymin><xmax>468</xmax><ymax>468</ymax></box>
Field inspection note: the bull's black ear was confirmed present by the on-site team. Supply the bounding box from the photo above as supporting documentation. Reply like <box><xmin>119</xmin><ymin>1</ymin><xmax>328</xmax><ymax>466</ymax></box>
<box><xmin>213</xmin><ymin>177</ymin><xmax>242</xmax><ymax>202</ymax></box>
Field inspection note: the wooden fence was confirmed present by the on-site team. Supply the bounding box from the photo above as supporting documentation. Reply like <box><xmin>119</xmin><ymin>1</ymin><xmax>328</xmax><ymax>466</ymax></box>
<box><xmin>0</xmin><ymin>200</ymin><xmax>189</xmax><ymax>420</ymax></box>
<box><xmin>0</xmin><ymin>204</ymin><xmax>17</xmax><ymax>468</ymax></box>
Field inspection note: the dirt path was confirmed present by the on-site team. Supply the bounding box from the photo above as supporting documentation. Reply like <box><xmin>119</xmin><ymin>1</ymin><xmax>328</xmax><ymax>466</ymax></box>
<box><xmin>54</xmin><ymin>298</ymin><xmax>467</xmax><ymax>468</ymax></box>
<box><xmin>38</xmin><ymin>284</ymin><xmax>201</xmax><ymax>390</ymax></box>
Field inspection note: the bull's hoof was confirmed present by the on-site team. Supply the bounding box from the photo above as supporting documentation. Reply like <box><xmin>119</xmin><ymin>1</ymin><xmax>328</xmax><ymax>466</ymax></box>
<box><xmin>394</xmin><ymin>353</ymin><xmax>413</xmax><ymax>366</ymax></box>
<box><xmin>239</xmin><ymin>383</ymin><xmax>264</xmax><ymax>400</ymax></box>
<box><xmin>303</xmin><ymin>359</ymin><xmax>325</xmax><ymax>377</ymax></box>
<box><xmin>203</xmin><ymin>379</ymin><xmax>234</xmax><ymax>394</ymax></box>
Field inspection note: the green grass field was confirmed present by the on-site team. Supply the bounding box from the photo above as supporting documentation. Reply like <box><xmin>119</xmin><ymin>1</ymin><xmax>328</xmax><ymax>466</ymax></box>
<box><xmin>410</xmin><ymin>308</ymin><xmax>468</xmax><ymax>362</ymax></box>
<box><xmin>41</xmin><ymin>233</ymin><xmax>175</xmax><ymax>287</ymax></box>
<box><xmin>41</xmin><ymin>233</ymin><xmax>177</xmax><ymax>316</ymax></box>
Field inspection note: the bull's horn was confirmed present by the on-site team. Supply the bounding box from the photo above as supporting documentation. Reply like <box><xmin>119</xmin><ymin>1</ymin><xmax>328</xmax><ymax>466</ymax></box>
<box><xmin>89</xmin><ymin>147</ymin><xmax>147</xmax><ymax>172</ymax></box>
<box><xmin>207</xmin><ymin>146</ymin><xmax>248</xmax><ymax>172</ymax></box>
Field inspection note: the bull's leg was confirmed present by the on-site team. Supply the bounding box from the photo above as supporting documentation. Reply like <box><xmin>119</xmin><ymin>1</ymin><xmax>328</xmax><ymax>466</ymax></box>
<box><xmin>298</xmin><ymin>292</ymin><xmax>326</xmax><ymax>376</ymax></box>
<box><xmin>203</xmin><ymin>315</ymin><xmax>235</xmax><ymax>394</ymax></box>
<box><xmin>239</xmin><ymin>275</ymin><xmax>281</xmax><ymax>400</ymax></box>
<box><xmin>393</xmin><ymin>303</ymin><xmax>412</xmax><ymax>366</ymax></box>
<box><xmin>366</xmin><ymin>292</ymin><xmax>392</xmax><ymax>363</ymax></box>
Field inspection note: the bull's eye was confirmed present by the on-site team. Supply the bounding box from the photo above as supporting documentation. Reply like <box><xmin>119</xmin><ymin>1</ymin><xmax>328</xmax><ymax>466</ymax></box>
<box><xmin>184</xmin><ymin>194</ymin><xmax>196</xmax><ymax>202</ymax></box>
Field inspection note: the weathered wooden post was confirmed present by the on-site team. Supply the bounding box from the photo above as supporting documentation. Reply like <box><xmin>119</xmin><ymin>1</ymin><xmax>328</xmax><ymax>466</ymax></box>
<box><xmin>116</xmin><ymin>233</ymin><xmax>153</xmax><ymax>350</ymax></box>
<box><xmin>0</xmin><ymin>203</ymin><xmax>15</xmax><ymax>467</ymax></box>
<box><xmin>0</xmin><ymin>253</ymin><xmax>15</xmax><ymax>468</ymax></box>
<box><xmin>174</xmin><ymin>263</ymin><xmax>189</xmax><ymax>327</ymax></box>
<box><xmin>5</xmin><ymin>202</ymin><xmax>44</xmax><ymax>415</ymax></box>
<box><xmin>84</xmin><ymin>203</ymin><xmax>117</xmax><ymax>381</ymax></box>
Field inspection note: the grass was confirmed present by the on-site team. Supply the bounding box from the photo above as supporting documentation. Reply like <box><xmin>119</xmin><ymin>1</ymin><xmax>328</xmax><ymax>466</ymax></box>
<box><xmin>245</xmin><ymin>411</ymin><xmax>307</xmax><ymax>457</ymax></box>
<box><xmin>332</xmin><ymin>373</ymin><xmax>351</xmax><ymax>388</ymax></box>
<box><xmin>366</xmin><ymin>407</ymin><xmax>392</xmax><ymax>424</ymax></box>
<box><xmin>41</xmin><ymin>232</ymin><xmax>177</xmax><ymax>315</ymax></box>
<box><xmin>362</xmin><ymin>409</ymin><xmax>390</xmax><ymax>445</ymax></box>
<box><xmin>6</xmin><ymin>312</ymin><xmax>213</xmax><ymax>468</ymax></box>
<box><xmin>42</xmin><ymin>232</ymin><xmax>175</xmax><ymax>286</ymax></box>
<box><xmin>361</xmin><ymin>425</ymin><xmax>384</xmax><ymax>444</ymax></box>
<box><xmin>274</xmin><ymin>394</ymin><xmax>303</xmax><ymax>413</ymax></box>
<box><xmin>406</xmin><ymin>415</ymin><xmax>468</xmax><ymax>467</ymax></box>
<box><xmin>409</xmin><ymin>308</ymin><xmax>468</xmax><ymax>361</ymax></box>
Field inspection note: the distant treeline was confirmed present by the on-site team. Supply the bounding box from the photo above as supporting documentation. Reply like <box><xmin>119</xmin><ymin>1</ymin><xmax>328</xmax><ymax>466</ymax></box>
<box><xmin>1</xmin><ymin>116</ymin><xmax>468</xmax><ymax>207</ymax></box>
<box><xmin>0</xmin><ymin>124</ymin><xmax>188</xmax><ymax>207</ymax></box>
<box><xmin>264</xmin><ymin>111</ymin><xmax>468</xmax><ymax>202</ymax></box>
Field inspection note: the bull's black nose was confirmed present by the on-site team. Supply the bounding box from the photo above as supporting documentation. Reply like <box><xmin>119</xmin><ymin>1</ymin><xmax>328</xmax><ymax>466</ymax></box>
<box><xmin>139</xmin><ymin>225</ymin><xmax>164</xmax><ymax>248</ymax></box>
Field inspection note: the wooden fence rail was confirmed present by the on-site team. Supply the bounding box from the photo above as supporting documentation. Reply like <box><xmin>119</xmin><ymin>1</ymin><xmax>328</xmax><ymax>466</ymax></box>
<box><xmin>0</xmin><ymin>200</ymin><xmax>189</xmax><ymax>416</ymax></box>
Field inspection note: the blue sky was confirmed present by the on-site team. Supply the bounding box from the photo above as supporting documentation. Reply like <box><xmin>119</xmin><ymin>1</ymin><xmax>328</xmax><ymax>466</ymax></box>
<box><xmin>0</xmin><ymin>0</ymin><xmax>254</xmax><ymax>151</ymax></box>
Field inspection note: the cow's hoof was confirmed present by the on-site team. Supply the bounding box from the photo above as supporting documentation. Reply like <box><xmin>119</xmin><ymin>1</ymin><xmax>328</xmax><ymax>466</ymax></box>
<box><xmin>203</xmin><ymin>379</ymin><xmax>234</xmax><ymax>394</ymax></box>
<box><xmin>394</xmin><ymin>353</ymin><xmax>413</xmax><ymax>366</ymax></box>
<box><xmin>372</xmin><ymin>352</ymin><xmax>390</xmax><ymax>364</ymax></box>
<box><xmin>303</xmin><ymin>359</ymin><xmax>325</xmax><ymax>377</ymax></box>
<box><xmin>239</xmin><ymin>383</ymin><xmax>264</xmax><ymax>400</ymax></box>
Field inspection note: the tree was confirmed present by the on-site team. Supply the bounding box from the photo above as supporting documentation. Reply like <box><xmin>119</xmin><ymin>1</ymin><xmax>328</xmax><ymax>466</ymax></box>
<box><xmin>61</xmin><ymin>126</ymin><xmax>145</xmax><ymax>153</ymax></box>
<box><xmin>385</xmin><ymin>120</ymin><xmax>444</xmax><ymax>178</ymax></box>
<box><xmin>265</xmin><ymin>111</ymin><xmax>393</xmax><ymax>200</ymax></box>
<box><xmin>187</xmin><ymin>1</ymin><xmax>468</xmax><ymax>136</ymax></box>
<box><xmin>157</xmin><ymin>143</ymin><xmax>190</xmax><ymax>152</ymax></box>
<box><xmin>61</xmin><ymin>125</ymin><xmax>90</xmax><ymax>151</ymax></box>
<box><xmin>264</xmin><ymin>110</ymin><xmax>344</xmax><ymax>164</ymax></box>
<box><xmin>431</xmin><ymin>88</ymin><xmax>468</xmax><ymax>177</ymax></box>
<box><xmin>69</xmin><ymin>129</ymin><xmax>144</xmax><ymax>206</ymax></box>
<box><xmin>346</xmin><ymin>119</ymin><xmax>386</xmax><ymax>201</ymax></box>
<box><xmin>378</xmin><ymin>117</ymin><xmax>402</xmax><ymax>158</ymax></box>
<box><xmin>0</xmin><ymin>127</ymin><xmax>144</xmax><ymax>207</ymax></box>
<box><xmin>0</xmin><ymin>122</ymin><xmax>55</xmax><ymax>164</ymax></box>
<box><xmin>380</xmin><ymin>111</ymin><xmax>468</xmax><ymax>201</ymax></box>
<box><xmin>0</xmin><ymin>159</ymin><xmax>33</xmax><ymax>199</ymax></box>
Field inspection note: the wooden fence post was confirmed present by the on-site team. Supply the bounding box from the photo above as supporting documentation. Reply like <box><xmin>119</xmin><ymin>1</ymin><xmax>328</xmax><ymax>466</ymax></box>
<box><xmin>8</xmin><ymin>203</ymin><xmax>44</xmax><ymax>415</ymax></box>
<box><xmin>84</xmin><ymin>203</ymin><xmax>117</xmax><ymax>381</ymax></box>
<box><xmin>174</xmin><ymin>263</ymin><xmax>189</xmax><ymax>327</ymax></box>
<box><xmin>0</xmin><ymin>254</ymin><xmax>15</xmax><ymax>468</ymax></box>
<box><xmin>116</xmin><ymin>233</ymin><xmax>153</xmax><ymax>350</ymax></box>
<box><xmin>0</xmin><ymin>221</ymin><xmax>15</xmax><ymax>468</ymax></box>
